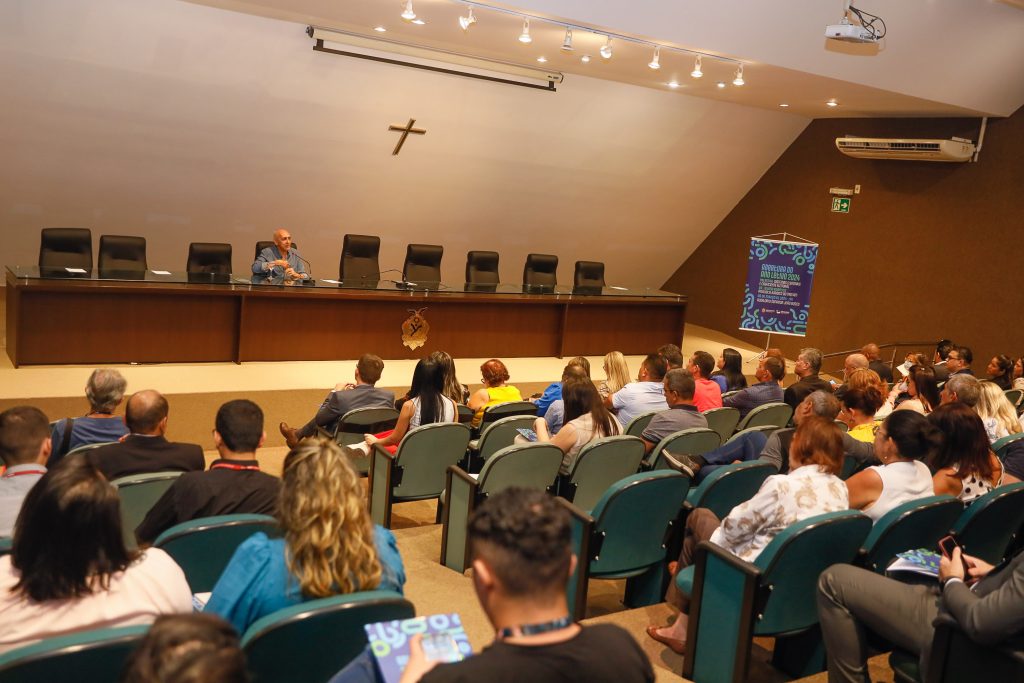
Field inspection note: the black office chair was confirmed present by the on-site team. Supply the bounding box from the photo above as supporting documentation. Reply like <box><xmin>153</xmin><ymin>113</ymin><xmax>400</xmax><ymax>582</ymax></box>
<box><xmin>39</xmin><ymin>228</ymin><xmax>93</xmax><ymax>270</ymax></box>
<box><xmin>523</xmin><ymin>253</ymin><xmax>558</xmax><ymax>293</ymax></box>
<box><xmin>573</xmin><ymin>260</ymin><xmax>606</xmax><ymax>294</ymax></box>
<box><xmin>98</xmin><ymin>235</ymin><xmax>147</xmax><ymax>273</ymax></box>
<box><xmin>403</xmin><ymin>244</ymin><xmax>443</xmax><ymax>289</ymax></box>
<box><xmin>465</xmin><ymin>251</ymin><xmax>499</xmax><ymax>292</ymax></box>
<box><xmin>254</xmin><ymin>241</ymin><xmax>274</xmax><ymax>260</ymax></box>
<box><xmin>186</xmin><ymin>243</ymin><xmax>232</xmax><ymax>275</ymax></box>
<box><xmin>339</xmin><ymin>234</ymin><xmax>381</xmax><ymax>284</ymax></box>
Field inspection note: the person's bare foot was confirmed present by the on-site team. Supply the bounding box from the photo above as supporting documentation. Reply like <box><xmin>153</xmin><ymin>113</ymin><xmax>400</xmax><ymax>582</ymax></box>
<box><xmin>645</xmin><ymin>625</ymin><xmax>686</xmax><ymax>655</ymax></box>
<box><xmin>279</xmin><ymin>422</ymin><xmax>299</xmax><ymax>449</ymax></box>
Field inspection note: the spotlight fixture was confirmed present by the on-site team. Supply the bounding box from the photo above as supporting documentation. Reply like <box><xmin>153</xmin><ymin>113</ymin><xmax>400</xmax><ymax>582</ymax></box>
<box><xmin>667</xmin><ymin>80</ymin><xmax>680</xmax><ymax>88</ymax></box>
<box><xmin>537</xmin><ymin>56</ymin><xmax>547</xmax><ymax>63</ymax></box>
<box><xmin>716</xmin><ymin>81</ymin><xmax>726</xmax><ymax>88</ymax></box>
<box><xmin>411</xmin><ymin>18</ymin><xmax>425</xmax><ymax>25</ymax></box>
<box><xmin>458</xmin><ymin>7</ymin><xmax>476</xmax><ymax>30</ymax></box>
<box><xmin>732</xmin><ymin>64</ymin><xmax>744</xmax><ymax>86</ymax></box>
<box><xmin>519</xmin><ymin>18</ymin><xmax>532</xmax><ymax>44</ymax></box>
<box><xmin>561</xmin><ymin>28</ymin><xmax>574</xmax><ymax>51</ymax></box>
<box><xmin>690</xmin><ymin>55</ymin><xmax>703</xmax><ymax>78</ymax></box>
<box><xmin>599</xmin><ymin>36</ymin><xmax>612</xmax><ymax>59</ymax></box>
<box><xmin>373</xmin><ymin>26</ymin><xmax>387</xmax><ymax>32</ymax></box>
<box><xmin>779</xmin><ymin>103</ymin><xmax>790</xmax><ymax>107</ymax></box>
<box><xmin>581</xmin><ymin>55</ymin><xmax>591</xmax><ymax>63</ymax></box>
<box><xmin>400</xmin><ymin>0</ymin><xmax>416</xmax><ymax>21</ymax></box>
<box><xmin>826</xmin><ymin>99</ymin><xmax>839</xmax><ymax>107</ymax></box>
<box><xmin>648</xmin><ymin>46</ymin><xmax>661</xmax><ymax>70</ymax></box>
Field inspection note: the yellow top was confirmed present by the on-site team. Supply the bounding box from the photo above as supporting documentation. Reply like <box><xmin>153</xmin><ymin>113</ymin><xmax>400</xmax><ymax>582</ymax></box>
<box><xmin>847</xmin><ymin>422</ymin><xmax>876</xmax><ymax>443</ymax></box>
<box><xmin>471</xmin><ymin>385</ymin><xmax>524</xmax><ymax>427</ymax></box>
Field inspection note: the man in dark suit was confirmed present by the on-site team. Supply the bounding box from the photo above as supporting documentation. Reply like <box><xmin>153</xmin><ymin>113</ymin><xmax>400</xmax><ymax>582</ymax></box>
<box><xmin>818</xmin><ymin>546</ymin><xmax>1024</xmax><ymax>682</ymax></box>
<box><xmin>947</xmin><ymin>345</ymin><xmax>976</xmax><ymax>377</ymax></box>
<box><xmin>90</xmin><ymin>390</ymin><xmax>204</xmax><ymax>481</ymax></box>
<box><xmin>782</xmin><ymin>347</ymin><xmax>833</xmax><ymax>410</ymax></box>
<box><xmin>280</xmin><ymin>353</ymin><xmax>395</xmax><ymax>448</ymax></box>
<box><xmin>932</xmin><ymin>338</ymin><xmax>956</xmax><ymax>382</ymax></box>
<box><xmin>861</xmin><ymin>343</ymin><xmax>893</xmax><ymax>383</ymax></box>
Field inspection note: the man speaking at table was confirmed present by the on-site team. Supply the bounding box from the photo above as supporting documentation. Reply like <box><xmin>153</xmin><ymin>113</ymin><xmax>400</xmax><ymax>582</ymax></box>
<box><xmin>252</xmin><ymin>229</ymin><xmax>309</xmax><ymax>279</ymax></box>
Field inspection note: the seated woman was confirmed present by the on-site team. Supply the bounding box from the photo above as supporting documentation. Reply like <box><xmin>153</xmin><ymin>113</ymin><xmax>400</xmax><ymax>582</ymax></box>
<box><xmin>927</xmin><ymin>403</ymin><xmax>1003</xmax><ymax>503</ymax></box>
<box><xmin>846</xmin><ymin>369</ymin><xmax>892</xmax><ymax>419</ymax></box>
<box><xmin>362</xmin><ymin>358</ymin><xmax>456</xmax><ymax>454</ymax></box>
<box><xmin>882</xmin><ymin>364</ymin><xmax>940</xmax><ymax>416</ymax></box>
<box><xmin>976</xmin><ymin>380</ymin><xmax>1023</xmax><ymax>443</ymax></box>
<box><xmin>646</xmin><ymin>416</ymin><xmax>848</xmax><ymax>654</ymax></box>
<box><xmin>845</xmin><ymin>411</ymin><xmax>939</xmax><ymax>523</ymax></box>
<box><xmin>1013</xmin><ymin>356</ymin><xmax>1024</xmax><ymax>391</ymax></box>
<box><xmin>986</xmin><ymin>354</ymin><xmax>1014</xmax><ymax>390</ymax></box>
<box><xmin>710</xmin><ymin>347</ymin><xmax>748</xmax><ymax>393</ymax></box>
<box><xmin>597</xmin><ymin>351</ymin><xmax>630</xmax><ymax>399</ymax></box>
<box><xmin>534</xmin><ymin>379</ymin><xmax>620</xmax><ymax>474</ymax></box>
<box><xmin>121</xmin><ymin>613</ymin><xmax>247</xmax><ymax>683</ymax></box>
<box><xmin>430</xmin><ymin>350</ymin><xmax>470</xmax><ymax>405</ymax></box>
<box><xmin>0</xmin><ymin>456</ymin><xmax>192</xmax><ymax>654</ymax></box>
<box><xmin>839</xmin><ymin>387</ymin><xmax>885</xmax><ymax>442</ymax></box>
<box><xmin>48</xmin><ymin>368</ymin><xmax>129</xmax><ymax>466</ymax></box>
<box><xmin>205</xmin><ymin>439</ymin><xmax>405</xmax><ymax>634</ymax></box>
<box><xmin>468</xmin><ymin>359</ymin><xmax>523</xmax><ymax>428</ymax></box>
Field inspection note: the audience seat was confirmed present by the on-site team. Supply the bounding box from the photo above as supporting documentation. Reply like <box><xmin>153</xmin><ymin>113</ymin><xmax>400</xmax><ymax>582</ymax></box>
<box><xmin>951</xmin><ymin>482</ymin><xmax>1024</xmax><ymax>564</ymax></box>
<box><xmin>645</xmin><ymin>427</ymin><xmax>721</xmax><ymax>471</ymax></box>
<box><xmin>724</xmin><ymin>424</ymin><xmax>779</xmax><ymax>445</ymax></box>
<box><xmin>153</xmin><ymin>514</ymin><xmax>282</xmax><ymax>593</ymax></box>
<box><xmin>560</xmin><ymin>435</ymin><xmax>646</xmax><ymax>512</ymax></box>
<box><xmin>65</xmin><ymin>441</ymin><xmax>117</xmax><ymax>459</ymax></box>
<box><xmin>402</xmin><ymin>244</ymin><xmax>443</xmax><ymax>289</ymax></box>
<box><xmin>185</xmin><ymin>242</ymin><xmax>232</xmax><ymax>275</ymax></box>
<box><xmin>684</xmin><ymin>461</ymin><xmax>775</xmax><ymax>520</ymax></box>
<box><xmin>563</xmin><ymin>470</ymin><xmax>691</xmax><ymax>620</ymax></box>
<box><xmin>857</xmin><ymin>495</ymin><xmax>962</xmax><ymax>574</ymax></box>
<box><xmin>703</xmin><ymin>407</ymin><xmax>741</xmax><ymax>444</ymax></box>
<box><xmin>523</xmin><ymin>253</ymin><xmax>558</xmax><ymax>292</ymax></box>
<box><xmin>456</xmin><ymin>404</ymin><xmax>474</xmax><ymax>425</ymax></box>
<box><xmin>111</xmin><ymin>471</ymin><xmax>184</xmax><ymax>550</ymax></box>
<box><xmin>339</xmin><ymin>234</ymin><xmax>381</xmax><ymax>284</ymax></box>
<box><xmin>440</xmin><ymin>443</ymin><xmax>563</xmax><ymax>572</ymax></box>
<box><xmin>734</xmin><ymin>402</ymin><xmax>793</xmax><ymax>433</ymax></box>
<box><xmin>622</xmin><ymin>411</ymin><xmax>659</xmax><ymax>439</ymax></box>
<box><xmin>1004</xmin><ymin>389</ymin><xmax>1023</xmax><ymax>408</ymax></box>
<box><xmin>241</xmin><ymin>591</ymin><xmax>414</xmax><ymax>683</ymax></box>
<box><xmin>98</xmin><ymin>235</ymin><xmax>147</xmax><ymax>273</ymax></box>
<box><xmin>368</xmin><ymin>423</ymin><xmax>471</xmax><ymax>528</ymax></box>
<box><xmin>680</xmin><ymin>510</ymin><xmax>872</xmax><ymax>681</ymax></box>
<box><xmin>889</xmin><ymin>612</ymin><xmax>1024</xmax><ymax>683</ymax></box>
<box><xmin>466</xmin><ymin>414</ymin><xmax>537</xmax><ymax>472</ymax></box>
<box><xmin>993</xmin><ymin>432</ymin><xmax>1024</xmax><ymax>461</ymax></box>
<box><xmin>465</xmin><ymin>250</ymin><xmax>500</xmax><ymax>292</ymax></box>
<box><xmin>572</xmin><ymin>260</ymin><xmax>606</xmax><ymax>293</ymax></box>
<box><xmin>331</xmin><ymin>407</ymin><xmax>400</xmax><ymax>475</ymax></box>
<box><xmin>0</xmin><ymin>625</ymin><xmax>149</xmax><ymax>683</ymax></box>
<box><xmin>0</xmin><ymin>537</ymin><xmax>10</xmax><ymax>557</ymax></box>
<box><xmin>476</xmin><ymin>401</ymin><xmax>536</xmax><ymax>437</ymax></box>
<box><xmin>38</xmin><ymin>227</ymin><xmax>93</xmax><ymax>271</ymax></box>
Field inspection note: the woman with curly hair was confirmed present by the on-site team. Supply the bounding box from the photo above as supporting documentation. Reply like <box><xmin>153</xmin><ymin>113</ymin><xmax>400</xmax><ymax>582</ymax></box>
<box><xmin>468</xmin><ymin>359</ymin><xmax>523</xmax><ymax>428</ymax></box>
<box><xmin>205</xmin><ymin>439</ymin><xmax>405</xmax><ymax>634</ymax></box>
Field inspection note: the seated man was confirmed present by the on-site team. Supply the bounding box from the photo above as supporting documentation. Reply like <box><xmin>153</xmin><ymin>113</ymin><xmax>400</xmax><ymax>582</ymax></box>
<box><xmin>639</xmin><ymin>369</ymin><xmax>708</xmax><ymax>456</ymax></box>
<box><xmin>818</xmin><ymin>546</ymin><xmax>1024</xmax><ymax>681</ymax></box>
<box><xmin>280</xmin><ymin>353</ymin><xmax>394</xmax><ymax>447</ymax></box>
<box><xmin>688</xmin><ymin>351</ymin><xmax>723</xmax><ymax>412</ymax></box>
<box><xmin>251</xmin><ymin>228</ymin><xmax>308</xmax><ymax>279</ymax></box>
<box><xmin>542</xmin><ymin>365</ymin><xmax>590</xmax><ymax>435</ymax></box>
<box><xmin>606</xmin><ymin>353</ymin><xmax>669</xmax><ymax>427</ymax></box>
<box><xmin>0</xmin><ymin>407</ymin><xmax>50</xmax><ymax>537</ymax></box>
<box><xmin>331</xmin><ymin>487</ymin><xmax>655</xmax><ymax>683</ymax></box>
<box><xmin>833</xmin><ymin>353</ymin><xmax>870</xmax><ymax>400</ymax></box>
<box><xmin>862</xmin><ymin>343</ymin><xmax>894</xmax><ymax>384</ymax></box>
<box><xmin>947</xmin><ymin>345</ymin><xmax>975</xmax><ymax>377</ymax></box>
<box><xmin>48</xmin><ymin>368</ymin><xmax>128</xmax><ymax>466</ymax></box>
<box><xmin>531</xmin><ymin>357</ymin><xmax>590</xmax><ymax>418</ymax></box>
<box><xmin>940</xmin><ymin>372</ymin><xmax>981</xmax><ymax>407</ymax></box>
<box><xmin>669</xmin><ymin>390</ymin><xmax>875</xmax><ymax>482</ymax></box>
<box><xmin>135</xmin><ymin>400</ymin><xmax>281</xmax><ymax>545</ymax></box>
<box><xmin>722</xmin><ymin>356</ymin><xmax>785</xmax><ymax>419</ymax></box>
<box><xmin>657</xmin><ymin>344</ymin><xmax>684</xmax><ymax>370</ymax></box>
<box><xmin>90</xmin><ymin>390</ymin><xmax>204</xmax><ymax>481</ymax></box>
<box><xmin>783</xmin><ymin>347</ymin><xmax>833</xmax><ymax>409</ymax></box>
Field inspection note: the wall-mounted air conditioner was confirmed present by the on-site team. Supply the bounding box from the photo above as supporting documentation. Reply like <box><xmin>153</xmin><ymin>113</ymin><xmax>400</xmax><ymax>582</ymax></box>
<box><xmin>835</xmin><ymin>137</ymin><xmax>976</xmax><ymax>162</ymax></box>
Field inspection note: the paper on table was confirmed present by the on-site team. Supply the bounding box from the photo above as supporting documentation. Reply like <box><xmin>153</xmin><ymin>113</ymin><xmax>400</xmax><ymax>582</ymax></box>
<box><xmin>65</xmin><ymin>267</ymin><xmax>87</xmax><ymax>273</ymax></box>
<box><xmin>151</xmin><ymin>270</ymin><xmax>172</xmax><ymax>275</ymax></box>
<box><xmin>321</xmin><ymin>278</ymin><xmax>341</xmax><ymax>284</ymax></box>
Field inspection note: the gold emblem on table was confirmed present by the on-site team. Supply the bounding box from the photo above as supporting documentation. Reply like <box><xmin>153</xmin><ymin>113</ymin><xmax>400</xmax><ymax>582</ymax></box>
<box><xmin>401</xmin><ymin>308</ymin><xmax>429</xmax><ymax>350</ymax></box>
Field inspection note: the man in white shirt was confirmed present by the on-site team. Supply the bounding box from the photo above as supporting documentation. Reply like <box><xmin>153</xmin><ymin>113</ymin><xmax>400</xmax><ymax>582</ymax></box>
<box><xmin>606</xmin><ymin>354</ymin><xmax>668</xmax><ymax>428</ymax></box>
<box><xmin>0</xmin><ymin>406</ymin><xmax>51</xmax><ymax>537</ymax></box>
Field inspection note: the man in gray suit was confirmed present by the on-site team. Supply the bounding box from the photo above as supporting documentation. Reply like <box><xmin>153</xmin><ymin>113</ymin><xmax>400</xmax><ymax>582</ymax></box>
<box><xmin>818</xmin><ymin>545</ymin><xmax>1024</xmax><ymax>681</ymax></box>
<box><xmin>280</xmin><ymin>353</ymin><xmax>394</xmax><ymax>447</ymax></box>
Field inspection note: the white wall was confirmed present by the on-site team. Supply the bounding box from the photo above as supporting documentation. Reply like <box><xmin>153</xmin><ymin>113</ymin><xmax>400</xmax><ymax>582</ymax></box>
<box><xmin>0</xmin><ymin>0</ymin><xmax>808</xmax><ymax>287</ymax></box>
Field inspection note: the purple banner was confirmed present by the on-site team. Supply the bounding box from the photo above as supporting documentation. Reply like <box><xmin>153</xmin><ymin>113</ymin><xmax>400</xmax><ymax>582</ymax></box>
<box><xmin>739</xmin><ymin>238</ymin><xmax>818</xmax><ymax>337</ymax></box>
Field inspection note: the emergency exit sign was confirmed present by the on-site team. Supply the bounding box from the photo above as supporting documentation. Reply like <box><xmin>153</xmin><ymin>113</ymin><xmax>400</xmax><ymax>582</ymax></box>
<box><xmin>831</xmin><ymin>197</ymin><xmax>851</xmax><ymax>213</ymax></box>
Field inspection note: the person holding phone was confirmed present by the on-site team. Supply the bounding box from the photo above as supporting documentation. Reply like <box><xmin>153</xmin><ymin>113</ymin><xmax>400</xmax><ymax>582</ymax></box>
<box><xmin>881</xmin><ymin>365</ymin><xmax>941</xmax><ymax>416</ymax></box>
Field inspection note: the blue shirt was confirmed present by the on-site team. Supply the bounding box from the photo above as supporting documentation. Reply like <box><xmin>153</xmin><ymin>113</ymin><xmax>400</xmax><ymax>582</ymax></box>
<box><xmin>49</xmin><ymin>416</ymin><xmax>128</xmax><ymax>466</ymax></box>
<box><xmin>611</xmin><ymin>381</ymin><xmax>668</xmax><ymax>427</ymax></box>
<box><xmin>0</xmin><ymin>464</ymin><xmax>47</xmax><ymax>537</ymax></box>
<box><xmin>251</xmin><ymin>245</ymin><xmax>308</xmax><ymax>278</ymax></box>
<box><xmin>205</xmin><ymin>526</ymin><xmax>405</xmax><ymax>635</ymax></box>
<box><xmin>545</xmin><ymin>399</ymin><xmax>565</xmax><ymax>434</ymax></box>
<box><xmin>534</xmin><ymin>383</ymin><xmax>562</xmax><ymax>417</ymax></box>
<box><xmin>722</xmin><ymin>380</ymin><xmax>785</xmax><ymax>419</ymax></box>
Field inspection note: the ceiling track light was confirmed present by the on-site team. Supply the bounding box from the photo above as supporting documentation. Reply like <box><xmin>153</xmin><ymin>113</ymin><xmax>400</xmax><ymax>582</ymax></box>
<box><xmin>518</xmin><ymin>18</ymin><xmax>532</xmax><ymax>43</ymax></box>
<box><xmin>458</xmin><ymin>7</ymin><xmax>476</xmax><ymax>30</ymax></box>
<box><xmin>401</xmin><ymin>0</ymin><xmax>416</xmax><ymax>21</ymax></box>
<box><xmin>600</xmin><ymin>36</ymin><xmax>613</xmax><ymax>59</ymax></box>
<box><xmin>690</xmin><ymin>54</ymin><xmax>703</xmax><ymax>78</ymax></box>
<box><xmin>733</xmin><ymin>64</ymin><xmax>745</xmax><ymax>86</ymax></box>
<box><xmin>648</xmin><ymin>46</ymin><xmax>661</xmax><ymax>70</ymax></box>
<box><xmin>561</xmin><ymin>28</ymin><xmax>574</xmax><ymax>51</ymax></box>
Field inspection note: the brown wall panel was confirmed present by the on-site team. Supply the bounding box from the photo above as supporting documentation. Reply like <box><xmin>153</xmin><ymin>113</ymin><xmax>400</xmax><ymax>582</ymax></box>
<box><xmin>562</xmin><ymin>303</ymin><xmax>686</xmax><ymax>357</ymax></box>
<box><xmin>663</xmin><ymin>108</ymin><xmax>1023</xmax><ymax>373</ymax></box>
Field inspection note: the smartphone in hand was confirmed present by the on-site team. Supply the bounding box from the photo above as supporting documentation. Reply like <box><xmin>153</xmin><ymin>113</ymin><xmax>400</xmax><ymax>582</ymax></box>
<box><xmin>938</xmin><ymin>535</ymin><xmax>971</xmax><ymax>576</ymax></box>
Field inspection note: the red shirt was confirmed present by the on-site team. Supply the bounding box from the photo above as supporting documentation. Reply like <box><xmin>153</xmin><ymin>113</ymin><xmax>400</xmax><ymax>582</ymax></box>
<box><xmin>694</xmin><ymin>378</ymin><xmax>724</xmax><ymax>412</ymax></box>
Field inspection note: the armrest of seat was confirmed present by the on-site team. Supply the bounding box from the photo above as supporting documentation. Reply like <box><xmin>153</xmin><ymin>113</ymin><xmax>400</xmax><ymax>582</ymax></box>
<box><xmin>368</xmin><ymin>445</ymin><xmax>397</xmax><ymax>528</ymax></box>
<box><xmin>925</xmin><ymin>613</ymin><xmax>1024</xmax><ymax>681</ymax></box>
<box><xmin>683</xmin><ymin>541</ymin><xmax>762</xmax><ymax>682</ymax></box>
<box><xmin>554</xmin><ymin>497</ymin><xmax>594</xmax><ymax>621</ymax></box>
<box><xmin>440</xmin><ymin>466</ymin><xmax>479</xmax><ymax>573</ymax></box>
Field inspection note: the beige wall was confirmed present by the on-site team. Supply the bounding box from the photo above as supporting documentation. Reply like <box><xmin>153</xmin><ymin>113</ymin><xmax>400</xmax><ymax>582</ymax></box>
<box><xmin>663</xmin><ymin>108</ymin><xmax>1023</xmax><ymax>374</ymax></box>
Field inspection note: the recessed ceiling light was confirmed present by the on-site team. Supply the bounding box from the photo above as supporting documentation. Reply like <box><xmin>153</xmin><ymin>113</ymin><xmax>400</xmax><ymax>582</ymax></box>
<box><xmin>373</xmin><ymin>26</ymin><xmax>387</xmax><ymax>32</ymax></box>
<box><xmin>411</xmin><ymin>18</ymin><xmax>425</xmax><ymax>25</ymax></box>
<box><xmin>716</xmin><ymin>81</ymin><xmax>726</xmax><ymax>89</ymax></box>
<box><xmin>537</xmin><ymin>56</ymin><xmax>547</xmax><ymax>63</ymax></box>
<box><xmin>826</xmin><ymin>100</ymin><xmax>838</xmax><ymax>107</ymax></box>
<box><xmin>581</xmin><ymin>55</ymin><xmax>591</xmax><ymax>63</ymax></box>
<box><xmin>667</xmin><ymin>81</ymin><xmax>680</xmax><ymax>89</ymax></box>
<box><xmin>779</xmin><ymin>103</ymin><xmax>789</xmax><ymax>108</ymax></box>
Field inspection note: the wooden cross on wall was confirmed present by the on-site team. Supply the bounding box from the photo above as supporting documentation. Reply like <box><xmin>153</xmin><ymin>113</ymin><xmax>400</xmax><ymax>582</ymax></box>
<box><xmin>388</xmin><ymin>118</ymin><xmax>426</xmax><ymax>155</ymax></box>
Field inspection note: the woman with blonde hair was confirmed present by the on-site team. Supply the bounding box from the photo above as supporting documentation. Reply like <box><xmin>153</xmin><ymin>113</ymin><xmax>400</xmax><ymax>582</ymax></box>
<box><xmin>976</xmin><ymin>380</ymin><xmax>1023</xmax><ymax>442</ymax></box>
<box><xmin>846</xmin><ymin>369</ymin><xmax>892</xmax><ymax>419</ymax></box>
<box><xmin>205</xmin><ymin>439</ymin><xmax>405</xmax><ymax>634</ymax></box>
<box><xmin>598</xmin><ymin>351</ymin><xmax>631</xmax><ymax>399</ymax></box>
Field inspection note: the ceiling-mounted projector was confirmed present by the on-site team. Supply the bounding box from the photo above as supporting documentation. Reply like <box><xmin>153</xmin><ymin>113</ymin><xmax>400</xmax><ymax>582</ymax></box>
<box><xmin>825</xmin><ymin>21</ymin><xmax>878</xmax><ymax>43</ymax></box>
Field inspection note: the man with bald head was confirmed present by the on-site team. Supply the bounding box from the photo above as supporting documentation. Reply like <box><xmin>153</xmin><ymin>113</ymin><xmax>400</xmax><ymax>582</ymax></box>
<box><xmin>861</xmin><ymin>343</ymin><xmax>893</xmax><ymax>383</ymax></box>
<box><xmin>251</xmin><ymin>228</ymin><xmax>308</xmax><ymax>279</ymax></box>
<box><xmin>90</xmin><ymin>390</ymin><xmax>204</xmax><ymax>481</ymax></box>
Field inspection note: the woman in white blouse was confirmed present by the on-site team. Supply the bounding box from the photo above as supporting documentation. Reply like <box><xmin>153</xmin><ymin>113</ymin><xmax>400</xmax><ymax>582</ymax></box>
<box><xmin>647</xmin><ymin>415</ymin><xmax>848</xmax><ymax>654</ymax></box>
<box><xmin>845</xmin><ymin>410</ymin><xmax>938</xmax><ymax>523</ymax></box>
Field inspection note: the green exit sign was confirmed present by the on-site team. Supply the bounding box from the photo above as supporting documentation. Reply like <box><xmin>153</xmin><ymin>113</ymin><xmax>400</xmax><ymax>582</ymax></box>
<box><xmin>831</xmin><ymin>197</ymin><xmax>851</xmax><ymax>213</ymax></box>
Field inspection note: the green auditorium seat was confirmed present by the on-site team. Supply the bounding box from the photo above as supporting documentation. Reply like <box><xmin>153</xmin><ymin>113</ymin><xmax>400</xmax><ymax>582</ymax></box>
<box><xmin>702</xmin><ymin>407</ymin><xmax>741</xmax><ymax>444</ymax></box>
<box><xmin>889</xmin><ymin>613</ymin><xmax>1024</xmax><ymax>683</ymax></box>
<box><xmin>112</xmin><ymin>470</ymin><xmax>183</xmax><ymax>550</ymax></box>
<box><xmin>623</xmin><ymin>411</ymin><xmax>659</xmax><ymax>438</ymax></box>
<box><xmin>332</xmin><ymin>407</ymin><xmax>400</xmax><ymax>474</ymax></box>
<box><xmin>561</xmin><ymin>435</ymin><xmax>645</xmax><ymax>512</ymax></box>
<box><xmin>857</xmin><ymin>495</ymin><xmax>962</xmax><ymax>574</ymax></box>
<box><xmin>646</xmin><ymin>427</ymin><xmax>721</xmax><ymax>471</ymax></box>
<box><xmin>684</xmin><ymin>461</ymin><xmax>775</xmax><ymax>520</ymax></box>
<box><xmin>465</xmin><ymin>414</ymin><xmax>537</xmax><ymax>472</ymax></box>
<box><xmin>950</xmin><ymin>482</ymin><xmax>1024</xmax><ymax>564</ymax></box>
<box><xmin>0</xmin><ymin>625</ymin><xmax>149</xmax><ymax>683</ymax></box>
<box><xmin>734</xmin><ymin>401</ymin><xmax>793</xmax><ymax>432</ymax></box>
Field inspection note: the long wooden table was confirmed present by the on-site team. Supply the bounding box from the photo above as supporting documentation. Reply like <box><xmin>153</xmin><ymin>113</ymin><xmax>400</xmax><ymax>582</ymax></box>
<box><xmin>5</xmin><ymin>270</ymin><xmax>687</xmax><ymax>366</ymax></box>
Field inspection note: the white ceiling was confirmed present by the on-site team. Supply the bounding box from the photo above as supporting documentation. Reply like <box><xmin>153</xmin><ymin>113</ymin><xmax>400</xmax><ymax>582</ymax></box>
<box><xmin>189</xmin><ymin>0</ymin><xmax>1024</xmax><ymax>118</ymax></box>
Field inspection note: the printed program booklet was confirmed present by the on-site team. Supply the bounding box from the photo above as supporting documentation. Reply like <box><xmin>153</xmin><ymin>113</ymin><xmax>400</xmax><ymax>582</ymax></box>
<box><xmin>366</xmin><ymin>613</ymin><xmax>472</xmax><ymax>683</ymax></box>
